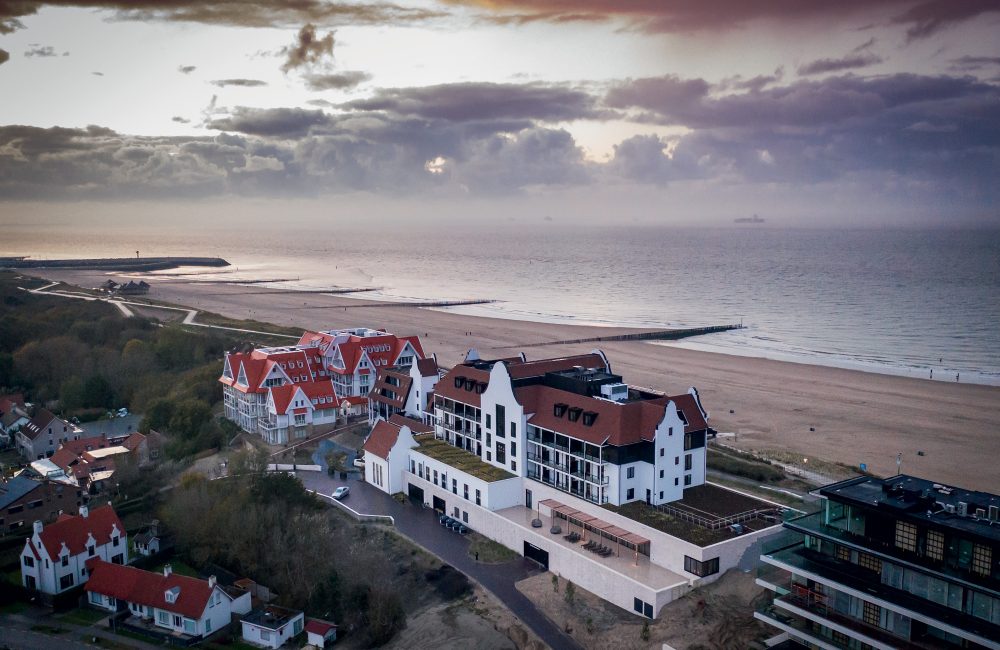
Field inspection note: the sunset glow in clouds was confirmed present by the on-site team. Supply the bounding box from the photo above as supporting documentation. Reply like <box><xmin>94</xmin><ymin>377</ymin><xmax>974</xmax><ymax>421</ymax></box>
<box><xmin>0</xmin><ymin>0</ymin><xmax>998</xmax><ymax>224</ymax></box>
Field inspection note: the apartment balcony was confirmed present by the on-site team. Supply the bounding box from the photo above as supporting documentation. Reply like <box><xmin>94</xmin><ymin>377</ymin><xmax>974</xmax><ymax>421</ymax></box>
<box><xmin>526</xmin><ymin>435</ymin><xmax>602</xmax><ymax>464</ymax></box>
<box><xmin>762</xmin><ymin>543</ymin><xmax>1000</xmax><ymax>649</ymax></box>
<box><xmin>526</xmin><ymin>468</ymin><xmax>607</xmax><ymax>505</ymax></box>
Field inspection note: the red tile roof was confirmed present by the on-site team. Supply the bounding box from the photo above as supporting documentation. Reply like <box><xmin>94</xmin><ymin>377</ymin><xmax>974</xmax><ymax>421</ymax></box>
<box><xmin>671</xmin><ymin>393</ymin><xmax>708</xmax><ymax>433</ymax></box>
<box><xmin>434</xmin><ymin>354</ymin><xmax>606</xmax><ymax>407</ymax></box>
<box><xmin>305</xmin><ymin>619</ymin><xmax>337</xmax><ymax>636</ymax></box>
<box><xmin>85</xmin><ymin>560</ymin><xmax>215</xmax><ymax>619</ymax></box>
<box><xmin>59</xmin><ymin>435</ymin><xmax>109</xmax><ymax>455</ymax></box>
<box><xmin>368</xmin><ymin>368</ymin><xmax>412</xmax><ymax>409</ymax></box>
<box><xmin>37</xmin><ymin>504</ymin><xmax>123</xmax><ymax>559</ymax></box>
<box><xmin>506</xmin><ymin>353</ymin><xmax>607</xmax><ymax>379</ymax></box>
<box><xmin>21</xmin><ymin>409</ymin><xmax>69</xmax><ymax>441</ymax></box>
<box><xmin>268</xmin><ymin>385</ymin><xmax>302</xmax><ymax>415</ymax></box>
<box><xmin>387</xmin><ymin>413</ymin><xmax>433</xmax><ymax>434</ymax></box>
<box><xmin>415</xmin><ymin>357</ymin><xmax>439</xmax><ymax>377</ymax></box>
<box><xmin>362</xmin><ymin>420</ymin><xmax>401</xmax><ymax>460</ymax></box>
<box><xmin>298</xmin><ymin>379</ymin><xmax>338</xmax><ymax>404</ymax></box>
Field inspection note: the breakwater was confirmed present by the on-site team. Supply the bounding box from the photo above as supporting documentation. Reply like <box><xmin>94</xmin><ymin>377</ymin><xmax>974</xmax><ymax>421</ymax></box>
<box><xmin>516</xmin><ymin>324</ymin><xmax>744</xmax><ymax>347</ymax></box>
<box><xmin>1</xmin><ymin>256</ymin><xmax>229</xmax><ymax>272</ymax></box>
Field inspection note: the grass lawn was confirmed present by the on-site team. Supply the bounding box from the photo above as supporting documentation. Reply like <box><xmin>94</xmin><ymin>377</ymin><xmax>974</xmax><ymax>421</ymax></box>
<box><xmin>152</xmin><ymin>559</ymin><xmax>200</xmax><ymax>578</ymax></box>
<box><xmin>468</xmin><ymin>533</ymin><xmax>518</xmax><ymax>564</ymax></box>
<box><xmin>0</xmin><ymin>600</ymin><xmax>28</xmax><ymax>614</ymax></box>
<box><xmin>57</xmin><ymin>607</ymin><xmax>108</xmax><ymax>626</ymax></box>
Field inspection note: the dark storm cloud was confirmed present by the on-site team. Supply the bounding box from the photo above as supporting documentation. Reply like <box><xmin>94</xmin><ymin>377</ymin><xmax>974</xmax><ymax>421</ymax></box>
<box><xmin>798</xmin><ymin>53</ymin><xmax>883</xmax><ymax>76</ymax></box>
<box><xmin>303</xmin><ymin>71</ymin><xmax>371</xmax><ymax>91</ymax></box>
<box><xmin>280</xmin><ymin>23</ymin><xmax>334</xmax><ymax>73</ymax></box>
<box><xmin>454</xmin><ymin>0</ymin><xmax>998</xmax><ymax>39</ymax></box>
<box><xmin>0</xmin><ymin>1</ymin><xmax>445</xmax><ymax>33</ymax></box>
<box><xmin>206</xmin><ymin>107</ymin><xmax>332</xmax><ymax>137</ymax></box>
<box><xmin>341</xmin><ymin>82</ymin><xmax>606</xmax><ymax>122</ymax></box>
<box><xmin>949</xmin><ymin>56</ymin><xmax>1000</xmax><ymax>72</ymax></box>
<box><xmin>178</xmin><ymin>65</ymin><xmax>197</xmax><ymax>74</ymax></box>
<box><xmin>211</xmin><ymin>78</ymin><xmax>268</xmax><ymax>87</ymax></box>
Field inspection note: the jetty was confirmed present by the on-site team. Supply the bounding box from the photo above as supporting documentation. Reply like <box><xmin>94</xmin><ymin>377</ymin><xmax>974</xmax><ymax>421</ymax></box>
<box><xmin>1</xmin><ymin>256</ymin><xmax>229</xmax><ymax>272</ymax></box>
<box><xmin>514</xmin><ymin>324</ymin><xmax>744</xmax><ymax>347</ymax></box>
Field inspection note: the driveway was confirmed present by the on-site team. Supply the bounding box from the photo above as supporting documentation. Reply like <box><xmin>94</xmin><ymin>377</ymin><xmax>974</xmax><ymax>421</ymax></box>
<box><xmin>299</xmin><ymin>471</ymin><xmax>580</xmax><ymax>650</ymax></box>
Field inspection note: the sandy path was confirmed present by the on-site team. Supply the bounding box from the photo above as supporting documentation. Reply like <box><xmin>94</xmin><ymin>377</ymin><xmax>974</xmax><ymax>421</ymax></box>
<box><xmin>35</xmin><ymin>269</ymin><xmax>1000</xmax><ymax>491</ymax></box>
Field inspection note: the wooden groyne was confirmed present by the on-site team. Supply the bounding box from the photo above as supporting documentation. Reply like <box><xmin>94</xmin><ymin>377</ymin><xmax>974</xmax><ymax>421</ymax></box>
<box><xmin>516</xmin><ymin>324</ymin><xmax>744</xmax><ymax>347</ymax></box>
<box><xmin>302</xmin><ymin>298</ymin><xmax>497</xmax><ymax>310</ymax></box>
<box><xmin>2</xmin><ymin>256</ymin><xmax>230</xmax><ymax>272</ymax></box>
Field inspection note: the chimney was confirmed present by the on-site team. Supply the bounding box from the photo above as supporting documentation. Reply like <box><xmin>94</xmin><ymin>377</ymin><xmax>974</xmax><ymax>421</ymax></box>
<box><xmin>208</xmin><ymin>576</ymin><xmax>216</xmax><ymax>589</ymax></box>
<box><xmin>79</xmin><ymin>505</ymin><xmax>89</xmax><ymax>518</ymax></box>
<box><xmin>33</xmin><ymin>520</ymin><xmax>44</xmax><ymax>535</ymax></box>
<box><xmin>150</xmin><ymin>519</ymin><xmax>160</xmax><ymax>536</ymax></box>
<box><xmin>163</xmin><ymin>564</ymin><xmax>172</xmax><ymax>577</ymax></box>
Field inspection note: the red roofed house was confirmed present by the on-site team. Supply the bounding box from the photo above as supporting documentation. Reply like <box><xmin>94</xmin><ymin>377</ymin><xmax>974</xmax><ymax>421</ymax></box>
<box><xmin>362</xmin><ymin>419</ymin><xmax>420</xmax><ymax>495</ymax></box>
<box><xmin>20</xmin><ymin>503</ymin><xmax>127</xmax><ymax>595</ymax></box>
<box><xmin>85</xmin><ymin>560</ymin><xmax>251</xmax><ymax>640</ymax></box>
<box><xmin>16</xmin><ymin>409</ymin><xmax>84</xmax><ymax>461</ymax></box>
<box><xmin>0</xmin><ymin>393</ymin><xmax>30</xmax><ymax>444</ymax></box>
<box><xmin>220</xmin><ymin>328</ymin><xmax>425</xmax><ymax>443</ymax></box>
<box><xmin>305</xmin><ymin>618</ymin><xmax>337</xmax><ymax>647</ymax></box>
<box><xmin>367</xmin><ymin>354</ymin><xmax>440</xmax><ymax>426</ymax></box>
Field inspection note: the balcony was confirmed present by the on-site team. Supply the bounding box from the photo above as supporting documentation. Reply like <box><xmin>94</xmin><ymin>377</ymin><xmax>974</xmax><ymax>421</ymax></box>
<box><xmin>763</xmin><ymin>543</ymin><xmax>1000</xmax><ymax>648</ymax></box>
<box><xmin>526</xmin><ymin>468</ymin><xmax>607</xmax><ymax>505</ymax></box>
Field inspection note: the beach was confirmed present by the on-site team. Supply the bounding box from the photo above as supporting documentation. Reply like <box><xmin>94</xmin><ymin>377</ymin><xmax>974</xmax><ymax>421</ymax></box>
<box><xmin>30</xmin><ymin>268</ymin><xmax>1000</xmax><ymax>492</ymax></box>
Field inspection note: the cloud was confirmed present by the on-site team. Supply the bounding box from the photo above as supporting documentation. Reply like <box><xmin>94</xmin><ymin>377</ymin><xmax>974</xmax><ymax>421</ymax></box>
<box><xmin>178</xmin><ymin>65</ymin><xmax>197</xmax><ymax>74</ymax></box>
<box><xmin>24</xmin><ymin>45</ymin><xmax>62</xmax><ymax>57</ymax></box>
<box><xmin>172</xmin><ymin>116</ymin><xmax>191</xmax><ymax>123</ymax></box>
<box><xmin>0</xmin><ymin>49</ymin><xmax>8</xmax><ymax>66</ymax></box>
<box><xmin>798</xmin><ymin>53</ymin><xmax>884</xmax><ymax>76</ymax></box>
<box><xmin>92</xmin><ymin>71</ymin><xmax>104</xmax><ymax>76</ymax></box>
<box><xmin>280</xmin><ymin>23</ymin><xmax>334</xmax><ymax>73</ymax></box>
<box><xmin>206</xmin><ymin>107</ymin><xmax>332</xmax><ymax>137</ymax></box>
<box><xmin>949</xmin><ymin>55</ymin><xmax>1000</xmax><ymax>72</ymax></box>
<box><xmin>452</xmin><ymin>0</ymin><xmax>998</xmax><ymax>40</ymax></box>
<box><xmin>211</xmin><ymin>78</ymin><xmax>268</xmax><ymax>87</ymax></box>
<box><xmin>0</xmin><ymin>1</ymin><xmax>445</xmax><ymax>33</ymax></box>
<box><xmin>341</xmin><ymin>81</ymin><xmax>606</xmax><ymax>122</ymax></box>
<box><xmin>303</xmin><ymin>71</ymin><xmax>371</xmax><ymax>91</ymax></box>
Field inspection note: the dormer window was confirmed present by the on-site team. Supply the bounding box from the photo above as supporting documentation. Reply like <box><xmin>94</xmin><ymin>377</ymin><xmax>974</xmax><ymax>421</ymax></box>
<box><xmin>464</xmin><ymin>379</ymin><xmax>475</xmax><ymax>391</ymax></box>
<box><xmin>165</xmin><ymin>587</ymin><xmax>180</xmax><ymax>603</ymax></box>
<box><xmin>554</xmin><ymin>403</ymin><xmax>568</xmax><ymax>417</ymax></box>
<box><xmin>454</xmin><ymin>376</ymin><xmax>464</xmax><ymax>388</ymax></box>
<box><xmin>582</xmin><ymin>411</ymin><xmax>598</xmax><ymax>426</ymax></box>
<box><xmin>567</xmin><ymin>407</ymin><xmax>582</xmax><ymax>422</ymax></box>
<box><xmin>475</xmin><ymin>383</ymin><xmax>486</xmax><ymax>394</ymax></box>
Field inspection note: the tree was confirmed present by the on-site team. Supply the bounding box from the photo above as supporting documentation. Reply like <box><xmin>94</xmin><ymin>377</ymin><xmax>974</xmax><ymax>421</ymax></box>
<box><xmin>141</xmin><ymin>398</ymin><xmax>175</xmax><ymax>432</ymax></box>
<box><xmin>564</xmin><ymin>580</ymin><xmax>575</xmax><ymax>606</ymax></box>
<box><xmin>167</xmin><ymin>399</ymin><xmax>211</xmax><ymax>438</ymax></box>
<box><xmin>552</xmin><ymin>574</ymin><xmax>559</xmax><ymax>593</ymax></box>
<box><xmin>82</xmin><ymin>375</ymin><xmax>115</xmax><ymax>408</ymax></box>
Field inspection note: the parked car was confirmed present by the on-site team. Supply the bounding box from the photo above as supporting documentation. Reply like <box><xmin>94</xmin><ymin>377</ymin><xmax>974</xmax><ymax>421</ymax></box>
<box><xmin>332</xmin><ymin>486</ymin><xmax>350</xmax><ymax>500</ymax></box>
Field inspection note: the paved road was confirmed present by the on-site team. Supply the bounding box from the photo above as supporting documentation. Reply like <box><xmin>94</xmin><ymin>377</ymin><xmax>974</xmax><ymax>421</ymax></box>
<box><xmin>0</xmin><ymin>611</ymin><xmax>163</xmax><ymax>650</ymax></box>
<box><xmin>299</xmin><ymin>470</ymin><xmax>581</xmax><ymax>650</ymax></box>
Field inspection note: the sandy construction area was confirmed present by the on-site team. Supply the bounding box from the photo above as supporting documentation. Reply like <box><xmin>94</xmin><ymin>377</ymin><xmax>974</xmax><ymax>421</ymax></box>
<box><xmin>32</xmin><ymin>269</ymin><xmax>1000</xmax><ymax>491</ymax></box>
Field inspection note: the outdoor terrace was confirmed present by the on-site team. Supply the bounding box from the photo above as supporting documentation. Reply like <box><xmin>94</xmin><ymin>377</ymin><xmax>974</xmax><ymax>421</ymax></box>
<box><xmin>414</xmin><ymin>437</ymin><xmax>514</xmax><ymax>482</ymax></box>
<box><xmin>605</xmin><ymin>483</ymin><xmax>784</xmax><ymax>547</ymax></box>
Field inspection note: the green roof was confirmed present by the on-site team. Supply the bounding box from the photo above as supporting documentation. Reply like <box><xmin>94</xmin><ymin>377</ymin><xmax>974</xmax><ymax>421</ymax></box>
<box><xmin>414</xmin><ymin>438</ymin><xmax>515</xmax><ymax>483</ymax></box>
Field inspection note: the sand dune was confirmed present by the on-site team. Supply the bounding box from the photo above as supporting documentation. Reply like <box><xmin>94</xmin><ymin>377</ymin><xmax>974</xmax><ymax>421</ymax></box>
<box><xmin>37</xmin><ymin>269</ymin><xmax>1000</xmax><ymax>491</ymax></box>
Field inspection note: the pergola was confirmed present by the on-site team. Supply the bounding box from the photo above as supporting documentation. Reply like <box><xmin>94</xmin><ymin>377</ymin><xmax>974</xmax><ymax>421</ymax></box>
<box><xmin>540</xmin><ymin>498</ymin><xmax>651</xmax><ymax>561</ymax></box>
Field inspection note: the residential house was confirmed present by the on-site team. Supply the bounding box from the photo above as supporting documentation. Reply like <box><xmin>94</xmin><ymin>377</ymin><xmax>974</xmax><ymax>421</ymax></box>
<box><xmin>755</xmin><ymin>474</ymin><xmax>1000</xmax><ymax>650</ymax></box>
<box><xmin>49</xmin><ymin>439</ymin><xmax>132</xmax><ymax>493</ymax></box>
<box><xmin>16</xmin><ymin>409</ymin><xmax>84</xmax><ymax>460</ymax></box>
<box><xmin>305</xmin><ymin>619</ymin><xmax>337</xmax><ymax>647</ymax></box>
<box><xmin>0</xmin><ymin>474</ymin><xmax>87</xmax><ymax>534</ymax></box>
<box><xmin>86</xmin><ymin>561</ymin><xmax>251</xmax><ymax>640</ymax></box>
<box><xmin>367</xmin><ymin>355</ymin><xmax>440</xmax><ymax>426</ymax></box>
<box><xmin>134</xmin><ymin>519</ymin><xmax>173</xmax><ymax>557</ymax></box>
<box><xmin>0</xmin><ymin>393</ymin><xmax>30</xmax><ymax>445</ymax></box>
<box><xmin>20</xmin><ymin>504</ymin><xmax>127</xmax><ymax>595</ymax></box>
<box><xmin>241</xmin><ymin>605</ymin><xmax>304</xmax><ymax>649</ymax></box>
<box><xmin>367</xmin><ymin>350</ymin><xmax>782</xmax><ymax>619</ymax></box>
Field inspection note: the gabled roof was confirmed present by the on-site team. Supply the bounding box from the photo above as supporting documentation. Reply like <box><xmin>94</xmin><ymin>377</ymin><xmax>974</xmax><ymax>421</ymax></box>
<box><xmin>85</xmin><ymin>560</ymin><xmax>216</xmax><ymax>619</ymax></box>
<box><xmin>367</xmin><ymin>368</ymin><xmax>412</xmax><ymax>410</ymax></box>
<box><xmin>388</xmin><ymin>413</ymin><xmax>433</xmax><ymax>434</ymax></box>
<box><xmin>59</xmin><ymin>435</ymin><xmax>110</xmax><ymax>455</ymax></box>
<box><xmin>305</xmin><ymin>619</ymin><xmax>337</xmax><ymax>636</ymax></box>
<box><xmin>671</xmin><ymin>393</ymin><xmax>709</xmax><ymax>433</ymax></box>
<box><xmin>362</xmin><ymin>420</ymin><xmax>402</xmax><ymax>461</ymax></box>
<box><xmin>415</xmin><ymin>357</ymin><xmax>439</xmax><ymax>378</ymax></box>
<box><xmin>20</xmin><ymin>409</ymin><xmax>66</xmax><ymax>441</ymax></box>
<box><xmin>298</xmin><ymin>379</ymin><xmax>337</xmax><ymax>404</ymax></box>
<box><xmin>36</xmin><ymin>504</ymin><xmax>123</xmax><ymax>559</ymax></box>
<box><xmin>122</xmin><ymin>431</ymin><xmax>146</xmax><ymax>452</ymax></box>
<box><xmin>268</xmin><ymin>385</ymin><xmax>305</xmax><ymax>415</ymax></box>
<box><xmin>0</xmin><ymin>474</ymin><xmax>42</xmax><ymax>510</ymax></box>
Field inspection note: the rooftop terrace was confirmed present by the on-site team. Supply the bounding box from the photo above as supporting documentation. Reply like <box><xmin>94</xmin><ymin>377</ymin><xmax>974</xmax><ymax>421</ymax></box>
<box><xmin>414</xmin><ymin>438</ymin><xmax>515</xmax><ymax>483</ymax></box>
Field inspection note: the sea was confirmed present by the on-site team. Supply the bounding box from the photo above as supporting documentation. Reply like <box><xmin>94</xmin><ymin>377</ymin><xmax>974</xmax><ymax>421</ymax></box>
<box><xmin>4</xmin><ymin>220</ymin><xmax>999</xmax><ymax>385</ymax></box>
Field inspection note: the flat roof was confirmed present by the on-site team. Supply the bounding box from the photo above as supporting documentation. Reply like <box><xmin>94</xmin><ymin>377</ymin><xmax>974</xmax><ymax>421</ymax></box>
<box><xmin>243</xmin><ymin>605</ymin><xmax>302</xmax><ymax>630</ymax></box>
<box><xmin>413</xmin><ymin>438</ymin><xmax>515</xmax><ymax>483</ymax></box>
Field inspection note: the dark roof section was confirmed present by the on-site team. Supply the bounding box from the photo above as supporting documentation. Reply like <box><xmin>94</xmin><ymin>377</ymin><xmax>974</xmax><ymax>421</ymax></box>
<box><xmin>367</xmin><ymin>367</ymin><xmax>412</xmax><ymax>410</ymax></box>
<box><xmin>20</xmin><ymin>409</ymin><xmax>67</xmax><ymax>441</ymax></box>
<box><xmin>820</xmin><ymin>474</ymin><xmax>1000</xmax><ymax>544</ymax></box>
<box><xmin>387</xmin><ymin>413</ymin><xmax>433</xmax><ymax>434</ymax></box>
<box><xmin>362</xmin><ymin>420</ymin><xmax>402</xmax><ymax>461</ymax></box>
<box><xmin>243</xmin><ymin>605</ymin><xmax>302</xmax><ymax>630</ymax></box>
<box><xmin>0</xmin><ymin>474</ymin><xmax>42</xmax><ymax>510</ymax></box>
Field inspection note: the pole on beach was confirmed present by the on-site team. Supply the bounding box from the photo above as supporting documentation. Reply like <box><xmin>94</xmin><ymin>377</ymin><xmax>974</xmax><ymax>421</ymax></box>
<box><xmin>896</xmin><ymin>452</ymin><xmax>902</xmax><ymax>475</ymax></box>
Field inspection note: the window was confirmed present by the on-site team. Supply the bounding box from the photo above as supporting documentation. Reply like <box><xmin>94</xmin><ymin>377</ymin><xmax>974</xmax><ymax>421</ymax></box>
<box><xmin>463</xmin><ymin>511</ymin><xmax>469</xmax><ymax>523</ymax></box>
<box><xmin>626</xmin><ymin>467</ymin><xmax>635</xmax><ymax>479</ymax></box>
<box><xmin>659</xmin><ymin>448</ymin><xmax>664</xmax><ymax>457</ymax></box>
<box><xmin>89</xmin><ymin>591</ymin><xmax>102</xmax><ymax>605</ymax></box>
<box><xmin>183</xmin><ymin>619</ymin><xmax>196</xmax><ymax>634</ymax></box>
<box><xmin>684</xmin><ymin>474</ymin><xmax>692</xmax><ymax>486</ymax></box>
<box><xmin>88</xmin><ymin>545</ymin><xmax>95</xmax><ymax>557</ymax></box>
<box><xmin>926</xmin><ymin>530</ymin><xmax>944</xmax><ymax>561</ymax></box>
<box><xmin>260</xmin><ymin>630</ymin><xmax>272</xmax><ymax>641</ymax></box>
<box><xmin>112</xmin><ymin>536</ymin><xmax>119</xmax><ymax>546</ymax></box>
<box><xmin>22</xmin><ymin>555</ymin><xmax>33</xmax><ymax>567</ymax></box>
<box><xmin>674</xmin><ymin>477</ymin><xmax>679</xmax><ymax>486</ymax></box>
<box><xmin>475</xmin><ymin>489</ymin><xmax>481</xmax><ymax>506</ymax></box>
<box><xmin>511</xmin><ymin>441</ymin><xmax>516</xmax><ymax>456</ymax></box>
<box><xmin>862</xmin><ymin>600</ymin><xmax>880</xmax><ymax>627</ymax></box>
<box><xmin>684</xmin><ymin>556</ymin><xmax>720</xmax><ymax>577</ymax></box>
<box><xmin>452</xmin><ymin>479</ymin><xmax>458</xmax><ymax>494</ymax></box>
<box><xmin>659</xmin><ymin>491</ymin><xmax>663</xmax><ymax>499</ymax></box>
<box><xmin>895</xmin><ymin>520</ymin><xmax>917</xmax><ymax>552</ymax></box>
<box><xmin>486</xmin><ymin>414</ymin><xmax>491</xmax><ymax>429</ymax></box>
<box><xmin>972</xmin><ymin>543</ymin><xmax>992</xmax><ymax>577</ymax></box>
<box><xmin>433</xmin><ymin>470</ymin><xmax>438</xmax><ymax>485</ymax></box>
<box><xmin>486</xmin><ymin>452</ymin><xmax>491</xmax><ymax>461</ymax></box>
<box><xmin>836</xmin><ymin>545</ymin><xmax>851</xmax><ymax>562</ymax></box>
<box><xmin>659</xmin><ymin>470</ymin><xmax>664</xmax><ymax>479</ymax></box>
<box><xmin>858</xmin><ymin>552</ymin><xmax>882</xmax><ymax>574</ymax></box>
<box><xmin>511</xmin><ymin>422</ymin><xmax>517</xmax><ymax>438</ymax></box>
<box><xmin>157</xmin><ymin>611</ymin><xmax>169</xmax><ymax>625</ymax></box>
<box><xmin>496</xmin><ymin>442</ymin><xmax>506</xmax><ymax>465</ymax></box>
<box><xmin>626</xmin><ymin>488</ymin><xmax>635</xmax><ymax>500</ymax></box>
<box><xmin>496</xmin><ymin>405</ymin><xmax>506</xmax><ymax>437</ymax></box>
<box><xmin>675</xmin><ymin>456</ymin><xmax>679</xmax><ymax>465</ymax></box>
<box><xmin>511</xmin><ymin>461</ymin><xmax>516</xmax><ymax>472</ymax></box>
<box><xmin>684</xmin><ymin>454</ymin><xmax>692</xmax><ymax>471</ymax></box>
<box><xmin>59</xmin><ymin>573</ymin><xmax>74</xmax><ymax>590</ymax></box>
<box><xmin>464</xmin><ymin>484</ymin><xmax>469</xmax><ymax>500</ymax></box>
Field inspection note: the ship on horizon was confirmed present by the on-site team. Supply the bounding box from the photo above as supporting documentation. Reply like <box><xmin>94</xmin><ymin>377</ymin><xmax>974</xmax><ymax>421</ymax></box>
<box><xmin>735</xmin><ymin>214</ymin><xmax>765</xmax><ymax>224</ymax></box>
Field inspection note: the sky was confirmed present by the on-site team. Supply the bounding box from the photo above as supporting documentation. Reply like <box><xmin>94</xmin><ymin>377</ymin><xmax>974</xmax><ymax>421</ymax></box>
<box><xmin>0</xmin><ymin>0</ymin><xmax>999</xmax><ymax>226</ymax></box>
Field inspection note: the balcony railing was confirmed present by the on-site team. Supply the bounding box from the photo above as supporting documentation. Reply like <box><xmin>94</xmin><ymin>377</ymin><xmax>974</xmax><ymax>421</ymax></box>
<box><xmin>526</xmin><ymin>469</ymin><xmax>606</xmax><ymax>504</ymax></box>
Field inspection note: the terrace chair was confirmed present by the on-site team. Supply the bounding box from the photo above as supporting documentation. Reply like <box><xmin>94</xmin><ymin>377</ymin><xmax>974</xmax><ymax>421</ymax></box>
<box><xmin>583</xmin><ymin>540</ymin><xmax>596</xmax><ymax>551</ymax></box>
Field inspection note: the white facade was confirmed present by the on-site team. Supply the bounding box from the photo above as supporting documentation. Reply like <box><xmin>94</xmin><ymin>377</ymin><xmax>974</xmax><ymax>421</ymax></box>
<box><xmin>20</xmin><ymin>506</ymin><xmax>127</xmax><ymax>595</ymax></box>
<box><xmin>364</xmin><ymin>424</ymin><xmax>418</xmax><ymax>495</ymax></box>
<box><xmin>17</xmin><ymin>413</ymin><xmax>83</xmax><ymax>460</ymax></box>
<box><xmin>241</xmin><ymin>608</ymin><xmax>304</xmax><ymax>649</ymax></box>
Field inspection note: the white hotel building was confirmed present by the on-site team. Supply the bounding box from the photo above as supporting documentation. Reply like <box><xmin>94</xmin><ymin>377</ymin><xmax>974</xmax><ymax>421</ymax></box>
<box><xmin>220</xmin><ymin>327</ymin><xmax>424</xmax><ymax>444</ymax></box>
<box><xmin>364</xmin><ymin>350</ymin><xmax>785</xmax><ymax>618</ymax></box>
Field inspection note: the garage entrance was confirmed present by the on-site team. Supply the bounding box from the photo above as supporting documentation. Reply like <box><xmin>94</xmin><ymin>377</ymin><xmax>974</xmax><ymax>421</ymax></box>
<box><xmin>407</xmin><ymin>484</ymin><xmax>424</xmax><ymax>503</ymax></box>
<box><xmin>433</xmin><ymin>495</ymin><xmax>446</xmax><ymax>513</ymax></box>
<box><xmin>523</xmin><ymin>541</ymin><xmax>549</xmax><ymax>570</ymax></box>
